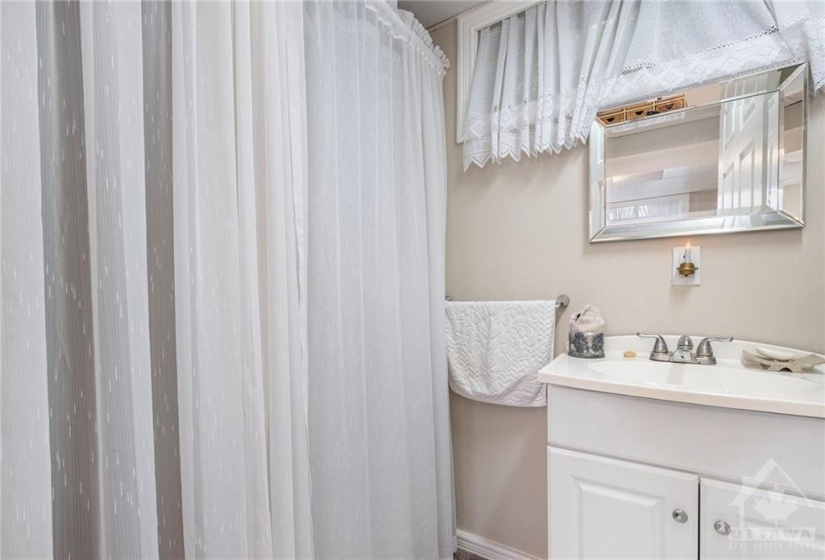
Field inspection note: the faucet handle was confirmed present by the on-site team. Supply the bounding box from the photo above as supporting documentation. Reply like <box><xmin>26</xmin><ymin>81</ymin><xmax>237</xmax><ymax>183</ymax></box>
<box><xmin>696</xmin><ymin>336</ymin><xmax>734</xmax><ymax>358</ymax></box>
<box><xmin>637</xmin><ymin>333</ymin><xmax>669</xmax><ymax>361</ymax></box>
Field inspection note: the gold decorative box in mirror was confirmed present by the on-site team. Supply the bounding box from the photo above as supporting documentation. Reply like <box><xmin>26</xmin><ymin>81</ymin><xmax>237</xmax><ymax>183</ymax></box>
<box><xmin>589</xmin><ymin>64</ymin><xmax>807</xmax><ymax>242</ymax></box>
<box><xmin>597</xmin><ymin>95</ymin><xmax>687</xmax><ymax>126</ymax></box>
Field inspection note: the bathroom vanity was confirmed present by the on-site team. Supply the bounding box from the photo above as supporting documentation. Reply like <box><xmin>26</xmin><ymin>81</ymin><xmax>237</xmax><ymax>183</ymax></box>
<box><xmin>538</xmin><ymin>335</ymin><xmax>825</xmax><ymax>559</ymax></box>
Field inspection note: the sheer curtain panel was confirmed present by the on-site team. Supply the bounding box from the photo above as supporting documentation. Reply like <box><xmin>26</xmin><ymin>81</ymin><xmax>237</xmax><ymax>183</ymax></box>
<box><xmin>462</xmin><ymin>0</ymin><xmax>825</xmax><ymax>169</ymax></box>
<box><xmin>1</xmin><ymin>3</ymin><xmax>53</xmax><ymax>556</ymax></box>
<box><xmin>171</xmin><ymin>1</ymin><xmax>313</xmax><ymax>557</ymax></box>
<box><xmin>2</xmin><ymin>0</ymin><xmax>452</xmax><ymax>558</ymax></box>
<box><xmin>462</xmin><ymin>1</ymin><xmax>640</xmax><ymax>168</ymax></box>
<box><xmin>171</xmin><ymin>2</ymin><xmax>277</xmax><ymax>556</ymax></box>
<box><xmin>304</xmin><ymin>2</ymin><xmax>454</xmax><ymax>558</ymax></box>
<box><xmin>4</xmin><ymin>1</ymin><xmax>312</xmax><ymax>557</ymax></box>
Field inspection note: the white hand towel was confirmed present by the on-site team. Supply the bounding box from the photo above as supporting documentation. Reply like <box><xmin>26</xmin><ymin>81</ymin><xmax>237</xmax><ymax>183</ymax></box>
<box><xmin>445</xmin><ymin>300</ymin><xmax>556</xmax><ymax>407</ymax></box>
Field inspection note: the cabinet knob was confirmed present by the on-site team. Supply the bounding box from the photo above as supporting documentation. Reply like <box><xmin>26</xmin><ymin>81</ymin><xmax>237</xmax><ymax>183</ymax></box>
<box><xmin>672</xmin><ymin>509</ymin><xmax>688</xmax><ymax>523</ymax></box>
<box><xmin>714</xmin><ymin>520</ymin><xmax>731</xmax><ymax>536</ymax></box>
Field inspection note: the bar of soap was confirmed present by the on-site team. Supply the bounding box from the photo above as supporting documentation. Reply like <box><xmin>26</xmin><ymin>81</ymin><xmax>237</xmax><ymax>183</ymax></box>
<box><xmin>623</xmin><ymin>350</ymin><xmax>636</xmax><ymax>358</ymax></box>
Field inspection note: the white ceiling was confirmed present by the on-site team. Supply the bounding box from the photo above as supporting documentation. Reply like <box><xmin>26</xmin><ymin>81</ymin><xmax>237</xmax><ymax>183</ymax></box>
<box><xmin>398</xmin><ymin>0</ymin><xmax>489</xmax><ymax>29</ymax></box>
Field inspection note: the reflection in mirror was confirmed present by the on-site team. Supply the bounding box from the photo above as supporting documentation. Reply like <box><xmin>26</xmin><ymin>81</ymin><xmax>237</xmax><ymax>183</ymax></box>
<box><xmin>589</xmin><ymin>64</ymin><xmax>807</xmax><ymax>242</ymax></box>
<box><xmin>605</xmin><ymin>104</ymin><xmax>722</xmax><ymax>225</ymax></box>
<box><xmin>781</xmin><ymin>68</ymin><xmax>805</xmax><ymax>221</ymax></box>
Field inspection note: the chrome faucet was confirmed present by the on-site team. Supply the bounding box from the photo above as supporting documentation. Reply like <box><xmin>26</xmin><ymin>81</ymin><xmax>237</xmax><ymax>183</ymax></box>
<box><xmin>670</xmin><ymin>335</ymin><xmax>696</xmax><ymax>363</ymax></box>
<box><xmin>637</xmin><ymin>333</ymin><xmax>733</xmax><ymax>365</ymax></box>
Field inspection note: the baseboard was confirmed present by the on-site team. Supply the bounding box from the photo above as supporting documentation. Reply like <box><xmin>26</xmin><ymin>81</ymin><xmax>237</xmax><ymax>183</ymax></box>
<box><xmin>456</xmin><ymin>529</ymin><xmax>542</xmax><ymax>560</ymax></box>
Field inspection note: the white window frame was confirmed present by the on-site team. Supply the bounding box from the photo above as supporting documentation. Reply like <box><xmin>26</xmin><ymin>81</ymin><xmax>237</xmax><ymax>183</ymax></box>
<box><xmin>455</xmin><ymin>1</ymin><xmax>543</xmax><ymax>143</ymax></box>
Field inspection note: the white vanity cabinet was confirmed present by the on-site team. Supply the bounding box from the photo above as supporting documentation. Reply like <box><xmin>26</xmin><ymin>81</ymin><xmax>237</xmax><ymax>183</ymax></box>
<box><xmin>546</xmin><ymin>385</ymin><xmax>825</xmax><ymax>560</ymax></box>
<box><xmin>549</xmin><ymin>447</ymin><xmax>698</xmax><ymax>559</ymax></box>
<box><xmin>701</xmin><ymin>478</ymin><xmax>825</xmax><ymax>559</ymax></box>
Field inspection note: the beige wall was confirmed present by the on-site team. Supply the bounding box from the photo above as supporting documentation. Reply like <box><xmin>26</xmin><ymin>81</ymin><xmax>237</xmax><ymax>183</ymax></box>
<box><xmin>430</xmin><ymin>22</ymin><xmax>825</xmax><ymax>559</ymax></box>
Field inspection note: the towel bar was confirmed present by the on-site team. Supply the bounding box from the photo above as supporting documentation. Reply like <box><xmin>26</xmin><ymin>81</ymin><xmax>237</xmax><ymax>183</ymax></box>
<box><xmin>445</xmin><ymin>294</ymin><xmax>570</xmax><ymax>309</ymax></box>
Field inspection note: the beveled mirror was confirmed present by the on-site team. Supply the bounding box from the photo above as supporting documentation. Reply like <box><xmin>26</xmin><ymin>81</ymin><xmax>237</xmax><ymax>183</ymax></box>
<box><xmin>589</xmin><ymin>64</ymin><xmax>807</xmax><ymax>242</ymax></box>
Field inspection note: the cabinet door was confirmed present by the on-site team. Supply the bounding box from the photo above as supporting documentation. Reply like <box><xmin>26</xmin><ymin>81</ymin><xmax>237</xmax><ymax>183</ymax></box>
<box><xmin>701</xmin><ymin>478</ymin><xmax>825</xmax><ymax>559</ymax></box>
<box><xmin>549</xmin><ymin>447</ymin><xmax>698</xmax><ymax>559</ymax></box>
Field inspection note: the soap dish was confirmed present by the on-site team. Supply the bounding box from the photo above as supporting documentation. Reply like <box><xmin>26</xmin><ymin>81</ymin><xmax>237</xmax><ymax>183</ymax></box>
<box><xmin>742</xmin><ymin>349</ymin><xmax>825</xmax><ymax>374</ymax></box>
<box><xmin>753</xmin><ymin>346</ymin><xmax>804</xmax><ymax>361</ymax></box>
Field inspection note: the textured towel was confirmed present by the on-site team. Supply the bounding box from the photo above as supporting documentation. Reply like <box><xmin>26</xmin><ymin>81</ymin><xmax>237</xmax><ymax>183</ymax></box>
<box><xmin>445</xmin><ymin>300</ymin><xmax>556</xmax><ymax>407</ymax></box>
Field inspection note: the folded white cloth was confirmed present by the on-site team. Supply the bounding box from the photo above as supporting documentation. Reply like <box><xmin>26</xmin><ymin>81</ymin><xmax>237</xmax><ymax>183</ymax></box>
<box><xmin>445</xmin><ymin>300</ymin><xmax>556</xmax><ymax>407</ymax></box>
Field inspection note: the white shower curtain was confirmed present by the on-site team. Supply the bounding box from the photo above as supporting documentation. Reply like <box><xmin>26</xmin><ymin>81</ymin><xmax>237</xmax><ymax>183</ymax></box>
<box><xmin>1</xmin><ymin>3</ymin><xmax>54</xmax><ymax>557</ymax></box>
<box><xmin>172</xmin><ymin>2</ymin><xmax>315</xmax><ymax>557</ymax></box>
<box><xmin>1</xmin><ymin>1</ymin><xmax>452</xmax><ymax>558</ymax></box>
<box><xmin>303</xmin><ymin>2</ymin><xmax>453</xmax><ymax>558</ymax></box>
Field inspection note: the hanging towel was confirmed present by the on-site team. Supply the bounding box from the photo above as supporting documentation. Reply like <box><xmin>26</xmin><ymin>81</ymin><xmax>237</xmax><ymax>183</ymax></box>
<box><xmin>445</xmin><ymin>300</ymin><xmax>556</xmax><ymax>407</ymax></box>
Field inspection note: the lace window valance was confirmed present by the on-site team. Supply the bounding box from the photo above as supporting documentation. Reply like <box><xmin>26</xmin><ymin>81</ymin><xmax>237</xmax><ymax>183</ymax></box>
<box><xmin>462</xmin><ymin>0</ymin><xmax>825</xmax><ymax>170</ymax></box>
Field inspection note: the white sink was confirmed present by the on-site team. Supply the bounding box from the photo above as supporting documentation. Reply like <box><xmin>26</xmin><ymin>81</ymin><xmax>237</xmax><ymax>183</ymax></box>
<box><xmin>537</xmin><ymin>335</ymin><xmax>825</xmax><ymax>418</ymax></box>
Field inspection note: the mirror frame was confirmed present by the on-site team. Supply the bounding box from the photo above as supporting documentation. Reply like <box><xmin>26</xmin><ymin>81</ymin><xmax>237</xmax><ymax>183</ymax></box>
<box><xmin>588</xmin><ymin>64</ymin><xmax>808</xmax><ymax>243</ymax></box>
